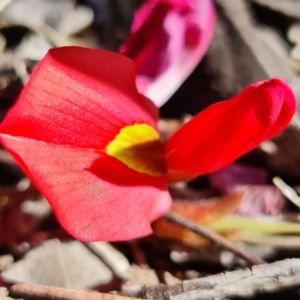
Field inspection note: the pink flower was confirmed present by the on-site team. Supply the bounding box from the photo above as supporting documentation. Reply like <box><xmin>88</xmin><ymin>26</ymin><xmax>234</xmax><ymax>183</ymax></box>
<box><xmin>120</xmin><ymin>0</ymin><xmax>216</xmax><ymax>107</ymax></box>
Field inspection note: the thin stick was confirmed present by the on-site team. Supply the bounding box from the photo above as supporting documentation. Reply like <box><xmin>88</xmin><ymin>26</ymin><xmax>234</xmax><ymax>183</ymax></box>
<box><xmin>0</xmin><ymin>0</ymin><xmax>14</xmax><ymax>13</ymax></box>
<box><xmin>9</xmin><ymin>283</ymin><xmax>143</xmax><ymax>300</ymax></box>
<box><xmin>164</xmin><ymin>211</ymin><xmax>264</xmax><ymax>265</ymax></box>
<box><xmin>273</xmin><ymin>176</ymin><xmax>300</xmax><ymax>208</ymax></box>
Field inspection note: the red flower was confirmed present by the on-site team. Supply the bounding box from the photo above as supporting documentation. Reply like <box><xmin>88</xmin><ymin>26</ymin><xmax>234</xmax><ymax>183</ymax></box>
<box><xmin>0</xmin><ymin>47</ymin><xmax>296</xmax><ymax>241</ymax></box>
<box><xmin>120</xmin><ymin>0</ymin><xmax>216</xmax><ymax>107</ymax></box>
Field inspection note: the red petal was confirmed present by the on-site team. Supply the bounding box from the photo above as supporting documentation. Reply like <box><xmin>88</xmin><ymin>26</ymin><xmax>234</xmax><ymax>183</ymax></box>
<box><xmin>1</xmin><ymin>136</ymin><xmax>171</xmax><ymax>241</ymax></box>
<box><xmin>120</xmin><ymin>0</ymin><xmax>216</xmax><ymax>107</ymax></box>
<box><xmin>0</xmin><ymin>47</ymin><xmax>159</xmax><ymax>148</ymax></box>
<box><xmin>0</xmin><ymin>47</ymin><xmax>172</xmax><ymax>241</ymax></box>
<box><xmin>165</xmin><ymin>79</ymin><xmax>296</xmax><ymax>182</ymax></box>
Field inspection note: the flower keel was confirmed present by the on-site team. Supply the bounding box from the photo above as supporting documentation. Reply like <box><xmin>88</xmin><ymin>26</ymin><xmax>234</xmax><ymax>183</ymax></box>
<box><xmin>165</xmin><ymin>79</ymin><xmax>296</xmax><ymax>182</ymax></box>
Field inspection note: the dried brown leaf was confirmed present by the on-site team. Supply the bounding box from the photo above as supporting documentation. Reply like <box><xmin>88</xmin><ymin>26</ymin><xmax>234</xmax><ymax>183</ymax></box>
<box><xmin>152</xmin><ymin>193</ymin><xmax>244</xmax><ymax>248</ymax></box>
<box><xmin>2</xmin><ymin>239</ymin><xmax>113</xmax><ymax>289</ymax></box>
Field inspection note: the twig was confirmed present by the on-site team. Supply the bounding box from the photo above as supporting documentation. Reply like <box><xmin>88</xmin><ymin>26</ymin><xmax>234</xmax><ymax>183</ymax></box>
<box><xmin>9</xmin><ymin>283</ymin><xmax>143</xmax><ymax>300</ymax></box>
<box><xmin>122</xmin><ymin>258</ymin><xmax>300</xmax><ymax>300</ymax></box>
<box><xmin>164</xmin><ymin>211</ymin><xmax>264</xmax><ymax>265</ymax></box>
<box><xmin>172</xmin><ymin>258</ymin><xmax>300</xmax><ymax>300</ymax></box>
<box><xmin>273</xmin><ymin>176</ymin><xmax>300</xmax><ymax>208</ymax></box>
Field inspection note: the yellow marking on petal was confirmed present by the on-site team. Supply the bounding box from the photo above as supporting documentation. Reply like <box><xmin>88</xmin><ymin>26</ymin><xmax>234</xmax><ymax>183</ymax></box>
<box><xmin>106</xmin><ymin>123</ymin><xmax>167</xmax><ymax>177</ymax></box>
